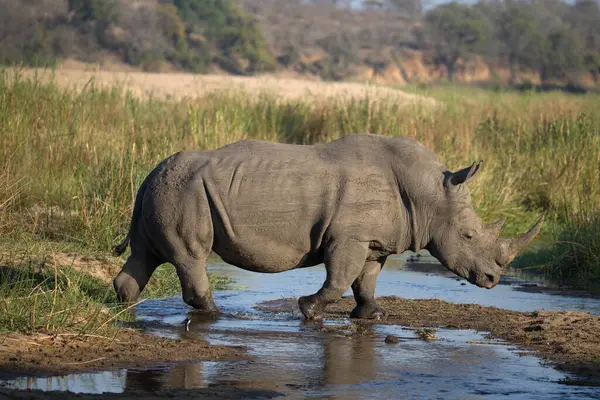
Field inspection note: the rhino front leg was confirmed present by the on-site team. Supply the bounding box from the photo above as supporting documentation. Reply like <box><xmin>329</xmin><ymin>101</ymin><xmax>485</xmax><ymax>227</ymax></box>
<box><xmin>350</xmin><ymin>257</ymin><xmax>387</xmax><ymax>320</ymax></box>
<box><xmin>174</xmin><ymin>256</ymin><xmax>219</xmax><ymax>314</ymax></box>
<box><xmin>299</xmin><ymin>239</ymin><xmax>368</xmax><ymax>320</ymax></box>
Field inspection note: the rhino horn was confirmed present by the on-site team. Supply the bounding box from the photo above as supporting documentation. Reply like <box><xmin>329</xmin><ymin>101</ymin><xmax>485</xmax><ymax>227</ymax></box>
<box><xmin>485</xmin><ymin>218</ymin><xmax>506</xmax><ymax>237</ymax></box>
<box><xmin>497</xmin><ymin>215</ymin><xmax>545</xmax><ymax>266</ymax></box>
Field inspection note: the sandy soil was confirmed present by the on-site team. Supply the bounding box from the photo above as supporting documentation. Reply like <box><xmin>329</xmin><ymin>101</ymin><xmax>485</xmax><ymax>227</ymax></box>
<box><xmin>9</xmin><ymin>65</ymin><xmax>435</xmax><ymax>106</ymax></box>
<box><xmin>0</xmin><ymin>329</ymin><xmax>246</xmax><ymax>378</ymax></box>
<box><xmin>257</xmin><ymin>296</ymin><xmax>600</xmax><ymax>384</ymax></box>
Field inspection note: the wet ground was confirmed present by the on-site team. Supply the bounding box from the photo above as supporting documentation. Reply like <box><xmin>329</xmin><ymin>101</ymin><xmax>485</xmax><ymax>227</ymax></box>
<box><xmin>2</xmin><ymin>253</ymin><xmax>600</xmax><ymax>399</ymax></box>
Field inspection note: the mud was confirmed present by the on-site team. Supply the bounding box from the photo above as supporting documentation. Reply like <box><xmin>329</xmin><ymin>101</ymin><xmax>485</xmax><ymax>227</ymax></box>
<box><xmin>0</xmin><ymin>329</ymin><xmax>246</xmax><ymax>377</ymax></box>
<box><xmin>0</xmin><ymin>386</ymin><xmax>282</xmax><ymax>399</ymax></box>
<box><xmin>257</xmin><ymin>296</ymin><xmax>600</xmax><ymax>383</ymax></box>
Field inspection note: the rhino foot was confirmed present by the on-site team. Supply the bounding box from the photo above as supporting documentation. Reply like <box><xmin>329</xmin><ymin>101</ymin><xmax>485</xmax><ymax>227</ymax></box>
<box><xmin>298</xmin><ymin>295</ymin><xmax>326</xmax><ymax>320</ymax></box>
<box><xmin>350</xmin><ymin>303</ymin><xmax>387</xmax><ymax>320</ymax></box>
<box><xmin>184</xmin><ymin>295</ymin><xmax>221</xmax><ymax>315</ymax></box>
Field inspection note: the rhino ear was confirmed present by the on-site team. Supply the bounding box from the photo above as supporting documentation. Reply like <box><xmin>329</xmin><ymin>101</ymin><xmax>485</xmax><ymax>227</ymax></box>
<box><xmin>447</xmin><ymin>161</ymin><xmax>483</xmax><ymax>186</ymax></box>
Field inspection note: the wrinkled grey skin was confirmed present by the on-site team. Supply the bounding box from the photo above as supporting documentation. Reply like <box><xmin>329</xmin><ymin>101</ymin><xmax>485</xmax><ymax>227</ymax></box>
<box><xmin>113</xmin><ymin>133</ymin><xmax>544</xmax><ymax>320</ymax></box>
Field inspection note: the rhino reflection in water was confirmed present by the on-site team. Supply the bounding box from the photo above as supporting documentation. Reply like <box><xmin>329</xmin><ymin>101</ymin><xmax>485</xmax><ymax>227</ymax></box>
<box><xmin>113</xmin><ymin>134</ymin><xmax>544</xmax><ymax>320</ymax></box>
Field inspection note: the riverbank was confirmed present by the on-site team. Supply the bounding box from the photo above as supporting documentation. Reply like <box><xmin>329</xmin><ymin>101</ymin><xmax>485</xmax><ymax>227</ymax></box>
<box><xmin>2</xmin><ymin>259</ymin><xmax>600</xmax><ymax>398</ymax></box>
<box><xmin>257</xmin><ymin>296</ymin><xmax>600</xmax><ymax>384</ymax></box>
<box><xmin>3</xmin><ymin>292</ymin><xmax>598</xmax><ymax>395</ymax></box>
<box><xmin>0</xmin><ymin>329</ymin><xmax>245</xmax><ymax>378</ymax></box>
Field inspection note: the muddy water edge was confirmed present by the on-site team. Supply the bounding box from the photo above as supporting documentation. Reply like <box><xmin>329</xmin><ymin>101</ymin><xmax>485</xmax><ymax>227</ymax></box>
<box><xmin>2</xmin><ymin>254</ymin><xmax>600</xmax><ymax>399</ymax></box>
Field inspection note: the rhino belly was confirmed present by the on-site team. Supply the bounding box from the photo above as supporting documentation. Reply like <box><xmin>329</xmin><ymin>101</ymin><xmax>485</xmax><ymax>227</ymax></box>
<box><xmin>201</xmin><ymin>152</ymin><xmax>335</xmax><ymax>273</ymax></box>
<box><xmin>211</xmin><ymin>223</ymin><xmax>323</xmax><ymax>273</ymax></box>
<box><xmin>209</xmin><ymin>189</ymin><xmax>328</xmax><ymax>273</ymax></box>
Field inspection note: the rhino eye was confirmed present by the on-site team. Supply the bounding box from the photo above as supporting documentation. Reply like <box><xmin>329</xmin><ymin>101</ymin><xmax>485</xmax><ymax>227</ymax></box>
<box><xmin>462</xmin><ymin>230</ymin><xmax>475</xmax><ymax>240</ymax></box>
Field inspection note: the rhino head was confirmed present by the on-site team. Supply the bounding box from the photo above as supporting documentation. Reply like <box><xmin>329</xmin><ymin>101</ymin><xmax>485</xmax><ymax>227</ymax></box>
<box><xmin>426</xmin><ymin>161</ymin><xmax>544</xmax><ymax>289</ymax></box>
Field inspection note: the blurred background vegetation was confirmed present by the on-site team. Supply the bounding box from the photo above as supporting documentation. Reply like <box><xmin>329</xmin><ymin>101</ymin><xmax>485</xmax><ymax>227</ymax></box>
<box><xmin>1</xmin><ymin>0</ymin><xmax>599</xmax><ymax>87</ymax></box>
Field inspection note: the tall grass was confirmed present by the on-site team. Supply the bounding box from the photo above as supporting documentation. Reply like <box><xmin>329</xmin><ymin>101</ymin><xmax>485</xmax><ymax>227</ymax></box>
<box><xmin>0</xmin><ymin>251</ymin><xmax>234</xmax><ymax>334</ymax></box>
<box><xmin>0</xmin><ymin>259</ymin><xmax>122</xmax><ymax>335</ymax></box>
<box><xmin>1</xmin><ymin>71</ymin><xmax>599</xmax><ymax>287</ymax></box>
<box><xmin>514</xmin><ymin>209</ymin><xmax>600</xmax><ymax>290</ymax></box>
<box><xmin>142</xmin><ymin>264</ymin><xmax>234</xmax><ymax>299</ymax></box>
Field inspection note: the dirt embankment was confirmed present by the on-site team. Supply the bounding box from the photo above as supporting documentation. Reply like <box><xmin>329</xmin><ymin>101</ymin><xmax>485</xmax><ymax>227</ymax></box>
<box><xmin>0</xmin><ymin>386</ymin><xmax>281</xmax><ymax>400</ymax></box>
<box><xmin>0</xmin><ymin>329</ymin><xmax>246</xmax><ymax>378</ymax></box>
<box><xmin>258</xmin><ymin>296</ymin><xmax>600</xmax><ymax>383</ymax></box>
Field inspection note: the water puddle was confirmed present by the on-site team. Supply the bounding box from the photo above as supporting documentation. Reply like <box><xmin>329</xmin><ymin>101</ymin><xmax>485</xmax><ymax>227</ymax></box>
<box><xmin>3</xmin><ymin>254</ymin><xmax>600</xmax><ymax>398</ymax></box>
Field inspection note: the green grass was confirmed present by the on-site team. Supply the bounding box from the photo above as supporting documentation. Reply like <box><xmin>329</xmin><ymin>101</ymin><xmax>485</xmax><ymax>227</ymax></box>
<box><xmin>143</xmin><ymin>264</ymin><xmax>234</xmax><ymax>299</ymax></box>
<box><xmin>0</xmin><ymin>250</ymin><xmax>234</xmax><ymax>334</ymax></box>
<box><xmin>514</xmin><ymin>209</ymin><xmax>600</xmax><ymax>291</ymax></box>
<box><xmin>1</xmin><ymin>70</ymin><xmax>599</xmax><ymax>297</ymax></box>
<box><xmin>0</xmin><ymin>261</ymin><xmax>121</xmax><ymax>335</ymax></box>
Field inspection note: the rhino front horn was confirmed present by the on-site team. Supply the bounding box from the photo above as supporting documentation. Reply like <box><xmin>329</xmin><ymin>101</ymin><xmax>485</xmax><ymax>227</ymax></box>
<box><xmin>497</xmin><ymin>215</ymin><xmax>545</xmax><ymax>265</ymax></box>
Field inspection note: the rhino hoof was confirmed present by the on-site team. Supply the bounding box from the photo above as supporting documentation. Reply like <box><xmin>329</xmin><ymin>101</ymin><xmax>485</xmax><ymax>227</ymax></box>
<box><xmin>298</xmin><ymin>295</ymin><xmax>325</xmax><ymax>320</ymax></box>
<box><xmin>350</xmin><ymin>304</ymin><xmax>387</xmax><ymax>320</ymax></box>
<box><xmin>184</xmin><ymin>296</ymin><xmax>220</xmax><ymax>314</ymax></box>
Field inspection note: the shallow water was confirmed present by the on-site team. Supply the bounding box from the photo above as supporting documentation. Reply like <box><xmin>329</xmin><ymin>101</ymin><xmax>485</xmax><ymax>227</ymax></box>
<box><xmin>3</xmin><ymin>254</ymin><xmax>600</xmax><ymax>399</ymax></box>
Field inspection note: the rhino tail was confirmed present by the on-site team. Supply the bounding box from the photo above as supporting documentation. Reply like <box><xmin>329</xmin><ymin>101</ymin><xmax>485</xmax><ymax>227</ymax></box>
<box><xmin>113</xmin><ymin>178</ymin><xmax>149</xmax><ymax>257</ymax></box>
<box><xmin>113</xmin><ymin>233</ymin><xmax>130</xmax><ymax>256</ymax></box>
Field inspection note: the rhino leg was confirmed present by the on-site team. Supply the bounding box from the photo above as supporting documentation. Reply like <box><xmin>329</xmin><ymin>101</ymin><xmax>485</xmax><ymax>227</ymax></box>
<box><xmin>298</xmin><ymin>239</ymin><xmax>368</xmax><ymax>320</ymax></box>
<box><xmin>350</xmin><ymin>257</ymin><xmax>387</xmax><ymax>320</ymax></box>
<box><xmin>114</xmin><ymin>249</ymin><xmax>161</xmax><ymax>305</ymax></box>
<box><xmin>174</xmin><ymin>255</ymin><xmax>219</xmax><ymax>313</ymax></box>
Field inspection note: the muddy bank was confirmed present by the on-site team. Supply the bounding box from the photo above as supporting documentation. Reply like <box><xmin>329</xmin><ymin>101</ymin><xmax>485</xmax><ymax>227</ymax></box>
<box><xmin>0</xmin><ymin>387</ymin><xmax>282</xmax><ymax>399</ymax></box>
<box><xmin>0</xmin><ymin>329</ymin><xmax>246</xmax><ymax>377</ymax></box>
<box><xmin>257</xmin><ymin>296</ymin><xmax>600</xmax><ymax>383</ymax></box>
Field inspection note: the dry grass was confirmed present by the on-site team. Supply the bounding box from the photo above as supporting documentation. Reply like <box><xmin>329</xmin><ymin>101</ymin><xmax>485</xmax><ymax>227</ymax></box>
<box><xmin>13</xmin><ymin>65</ymin><xmax>436</xmax><ymax>106</ymax></box>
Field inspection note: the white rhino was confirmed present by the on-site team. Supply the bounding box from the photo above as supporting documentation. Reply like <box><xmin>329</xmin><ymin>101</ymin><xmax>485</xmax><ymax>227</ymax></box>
<box><xmin>113</xmin><ymin>134</ymin><xmax>543</xmax><ymax>319</ymax></box>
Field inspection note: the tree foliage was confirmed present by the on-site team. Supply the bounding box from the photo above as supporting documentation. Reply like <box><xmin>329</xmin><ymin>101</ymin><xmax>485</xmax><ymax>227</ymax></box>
<box><xmin>174</xmin><ymin>0</ymin><xmax>276</xmax><ymax>73</ymax></box>
<box><xmin>492</xmin><ymin>1</ymin><xmax>543</xmax><ymax>83</ymax></box>
<box><xmin>1</xmin><ymin>0</ymin><xmax>600</xmax><ymax>85</ymax></box>
<box><xmin>425</xmin><ymin>2</ymin><xmax>491</xmax><ymax>80</ymax></box>
<box><xmin>1</xmin><ymin>0</ymin><xmax>275</xmax><ymax>74</ymax></box>
<box><xmin>68</xmin><ymin>0</ymin><xmax>118</xmax><ymax>23</ymax></box>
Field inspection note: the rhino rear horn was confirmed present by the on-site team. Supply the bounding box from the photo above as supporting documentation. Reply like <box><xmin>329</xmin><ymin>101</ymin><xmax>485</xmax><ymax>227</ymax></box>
<box><xmin>486</xmin><ymin>218</ymin><xmax>507</xmax><ymax>237</ymax></box>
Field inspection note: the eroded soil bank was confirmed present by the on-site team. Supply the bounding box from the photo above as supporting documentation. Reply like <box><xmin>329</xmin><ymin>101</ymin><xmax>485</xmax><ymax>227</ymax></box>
<box><xmin>0</xmin><ymin>329</ymin><xmax>246</xmax><ymax>377</ymax></box>
<box><xmin>257</xmin><ymin>296</ymin><xmax>600</xmax><ymax>383</ymax></box>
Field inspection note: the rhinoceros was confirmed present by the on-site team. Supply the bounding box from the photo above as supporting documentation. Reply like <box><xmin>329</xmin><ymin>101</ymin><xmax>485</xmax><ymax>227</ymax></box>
<box><xmin>113</xmin><ymin>133</ymin><xmax>543</xmax><ymax>320</ymax></box>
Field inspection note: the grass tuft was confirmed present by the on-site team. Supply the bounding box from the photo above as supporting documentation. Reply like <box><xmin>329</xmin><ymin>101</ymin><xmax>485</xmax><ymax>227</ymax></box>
<box><xmin>142</xmin><ymin>264</ymin><xmax>234</xmax><ymax>299</ymax></box>
<box><xmin>0</xmin><ymin>261</ymin><xmax>120</xmax><ymax>335</ymax></box>
<box><xmin>514</xmin><ymin>209</ymin><xmax>600</xmax><ymax>290</ymax></box>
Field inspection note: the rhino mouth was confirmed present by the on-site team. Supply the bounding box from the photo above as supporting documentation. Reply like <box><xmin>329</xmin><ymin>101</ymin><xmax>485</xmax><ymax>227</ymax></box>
<box><xmin>467</xmin><ymin>270</ymin><xmax>497</xmax><ymax>289</ymax></box>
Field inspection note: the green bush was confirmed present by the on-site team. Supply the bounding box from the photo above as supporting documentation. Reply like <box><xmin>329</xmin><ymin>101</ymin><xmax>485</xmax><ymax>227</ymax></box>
<box><xmin>68</xmin><ymin>0</ymin><xmax>118</xmax><ymax>24</ymax></box>
<box><xmin>174</xmin><ymin>0</ymin><xmax>277</xmax><ymax>74</ymax></box>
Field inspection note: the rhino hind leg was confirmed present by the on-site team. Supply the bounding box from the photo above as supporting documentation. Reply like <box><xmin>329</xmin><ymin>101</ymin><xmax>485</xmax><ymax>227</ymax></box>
<box><xmin>349</xmin><ymin>258</ymin><xmax>387</xmax><ymax>320</ymax></box>
<box><xmin>114</xmin><ymin>249</ymin><xmax>161</xmax><ymax>305</ymax></box>
<box><xmin>298</xmin><ymin>239</ymin><xmax>368</xmax><ymax>320</ymax></box>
